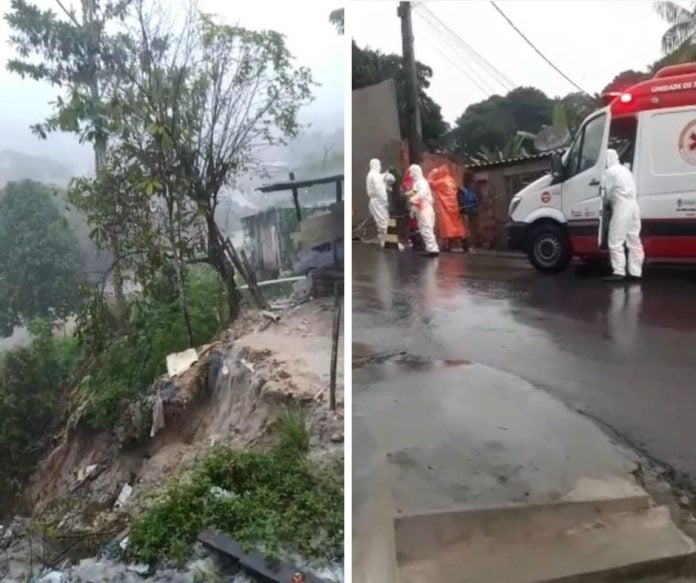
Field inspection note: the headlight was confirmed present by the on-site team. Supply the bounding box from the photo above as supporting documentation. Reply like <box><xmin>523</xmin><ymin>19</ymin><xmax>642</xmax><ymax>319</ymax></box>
<box><xmin>509</xmin><ymin>197</ymin><xmax>521</xmax><ymax>216</ymax></box>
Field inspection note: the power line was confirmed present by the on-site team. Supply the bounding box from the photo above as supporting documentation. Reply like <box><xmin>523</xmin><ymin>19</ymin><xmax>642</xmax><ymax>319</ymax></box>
<box><xmin>415</xmin><ymin>22</ymin><xmax>492</xmax><ymax>96</ymax></box>
<box><xmin>416</xmin><ymin>3</ymin><xmax>516</xmax><ymax>92</ymax></box>
<box><xmin>413</xmin><ymin>9</ymin><xmax>499</xmax><ymax>94</ymax></box>
<box><xmin>417</xmin><ymin>3</ymin><xmax>514</xmax><ymax>90</ymax></box>
<box><xmin>413</xmin><ymin>12</ymin><xmax>497</xmax><ymax>95</ymax></box>
<box><xmin>489</xmin><ymin>1</ymin><xmax>590</xmax><ymax>95</ymax></box>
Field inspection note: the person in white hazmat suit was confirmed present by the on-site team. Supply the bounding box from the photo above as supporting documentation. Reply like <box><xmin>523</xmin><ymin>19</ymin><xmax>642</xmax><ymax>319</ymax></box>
<box><xmin>406</xmin><ymin>164</ymin><xmax>439</xmax><ymax>257</ymax></box>
<box><xmin>602</xmin><ymin>148</ymin><xmax>644</xmax><ymax>282</ymax></box>
<box><xmin>365</xmin><ymin>159</ymin><xmax>394</xmax><ymax>247</ymax></box>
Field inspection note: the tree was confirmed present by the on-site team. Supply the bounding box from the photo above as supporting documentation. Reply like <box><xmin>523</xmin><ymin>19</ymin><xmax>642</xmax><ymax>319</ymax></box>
<box><xmin>560</xmin><ymin>92</ymin><xmax>600</xmax><ymax>135</ymax></box>
<box><xmin>471</xmin><ymin>134</ymin><xmax>529</xmax><ymax>164</ymax></box>
<box><xmin>5</xmin><ymin>0</ymin><xmax>132</xmax><ymax>325</ymax></box>
<box><xmin>448</xmin><ymin>87</ymin><xmax>552</xmax><ymax>158</ymax></box>
<box><xmin>329</xmin><ymin>8</ymin><xmax>344</xmax><ymax>34</ymax></box>
<box><xmin>0</xmin><ymin>180</ymin><xmax>82</xmax><ymax>336</ymax></box>
<box><xmin>76</xmin><ymin>1</ymin><xmax>314</xmax><ymax>322</ymax></box>
<box><xmin>352</xmin><ymin>41</ymin><xmax>448</xmax><ymax>149</ymax></box>
<box><xmin>654</xmin><ymin>1</ymin><xmax>696</xmax><ymax>54</ymax></box>
<box><xmin>601</xmin><ymin>70</ymin><xmax>652</xmax><ymax>94</ymax></box>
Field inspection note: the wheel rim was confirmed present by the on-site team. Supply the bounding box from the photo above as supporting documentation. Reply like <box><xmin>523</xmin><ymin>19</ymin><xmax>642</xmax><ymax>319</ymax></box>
<box><xmin>534</xmin><ymin>234</ymin><xmax>561</xmax><ymax>267</ymax></box>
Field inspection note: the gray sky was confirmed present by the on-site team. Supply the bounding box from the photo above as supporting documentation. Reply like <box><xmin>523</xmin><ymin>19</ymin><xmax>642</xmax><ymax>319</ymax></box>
<box><xmin>351</xmin><ymin>0</ymin><xmax>675</xmax><ymax>124</ymax></box>
<box><xmin>0</xmin><ymin>0</ymin><xmax>344</xmax><ymax>170</ymax></box>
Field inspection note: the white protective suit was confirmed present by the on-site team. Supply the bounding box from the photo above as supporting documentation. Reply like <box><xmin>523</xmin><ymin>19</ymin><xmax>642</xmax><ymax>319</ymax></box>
<box><xmin>366</xmin><ymin>159</ymin><xmax>392</xmax><ymax>247</ymax></box>
<box><xmin>408</xmin><ymin>164</ymin><xmax>439</xmax><ymax>254</ymax></box>
<box><xmin>602</xmin><ymin>149</ymin><xmax>644</xmax><ymax>277</ymax></box>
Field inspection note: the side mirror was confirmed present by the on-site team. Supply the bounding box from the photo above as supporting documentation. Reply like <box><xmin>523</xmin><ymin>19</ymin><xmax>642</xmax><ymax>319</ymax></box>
<box><xmin>550</xmin><ymin>154</ymin><xmax>564</xmax><ymax>180</ymax></box>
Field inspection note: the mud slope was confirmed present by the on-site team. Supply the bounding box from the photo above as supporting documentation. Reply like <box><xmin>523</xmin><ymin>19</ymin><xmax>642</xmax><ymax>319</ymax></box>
<box><xmin>26</xmin><ymin>298</ymin><xmax>344</xmax><ymax>532</ymax></box>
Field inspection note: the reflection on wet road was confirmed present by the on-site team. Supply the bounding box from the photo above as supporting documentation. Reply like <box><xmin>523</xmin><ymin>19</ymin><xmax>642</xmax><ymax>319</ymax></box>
<box><xmin>353</xmin><ymin>243</ymin><xmax>696</xmax><ymax>486</ymax></box>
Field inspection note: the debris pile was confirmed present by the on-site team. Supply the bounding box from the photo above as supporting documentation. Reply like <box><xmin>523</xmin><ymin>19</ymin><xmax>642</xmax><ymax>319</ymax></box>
<box><xmin>0</xmin><ymin>298</ymin><xmax>344</xmax><ymax>582</ymax></box>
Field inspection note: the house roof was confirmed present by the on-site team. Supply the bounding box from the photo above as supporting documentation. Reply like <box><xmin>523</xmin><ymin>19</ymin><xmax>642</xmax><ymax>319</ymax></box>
<box><xmin>468</xmin><ymin>149</ymin><xmax>566</xmax><ymax>170</ymax></box>
<box><xmin>256</xmin><ymin>173</ymin><xmax>344</xmax><ymax>193</ymax></box>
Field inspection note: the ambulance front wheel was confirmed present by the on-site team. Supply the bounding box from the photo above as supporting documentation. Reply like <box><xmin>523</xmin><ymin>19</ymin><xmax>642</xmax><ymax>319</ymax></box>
<box><xmin>527</xmin><ymin>223</ymin><xmax>571</xmax><ymax>274</ymax></box>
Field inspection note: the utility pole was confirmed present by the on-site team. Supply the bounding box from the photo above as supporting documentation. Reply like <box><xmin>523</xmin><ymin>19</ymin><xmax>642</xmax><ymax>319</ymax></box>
<box><xmin>398</xmin><ymin>1</ymin><xmax>423</xmax><ymax>164</ymax></box>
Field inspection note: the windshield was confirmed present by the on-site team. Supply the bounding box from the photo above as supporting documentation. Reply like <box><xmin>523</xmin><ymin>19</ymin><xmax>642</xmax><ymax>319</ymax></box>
<box><xmin>560</xmin><ymin>107</ymin><xmax>608</xmax><ymax>178</ymax></box>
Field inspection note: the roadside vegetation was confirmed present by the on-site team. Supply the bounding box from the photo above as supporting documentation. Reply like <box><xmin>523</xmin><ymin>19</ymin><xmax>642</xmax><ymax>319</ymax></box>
<box><xmin>127</xmin><ymin>411</ymin><xmax>343</xmax><ymax>567</ymax></box>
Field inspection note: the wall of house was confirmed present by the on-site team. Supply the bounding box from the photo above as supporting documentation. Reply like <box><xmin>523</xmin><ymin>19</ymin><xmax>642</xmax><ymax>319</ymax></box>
<box><xmin>352</xmin><ymin>80</ymin><xmax>402</xmax><ymax>228</ymax></box>
<box><xmin>472</xmin><ymin>158</ymin><xmax>551</xmax><ymax>249</ymax></box>
<box><xmin>242</xmin><ymin>204</ymin><xmax>334</xmax><ymax>279</ymax></box>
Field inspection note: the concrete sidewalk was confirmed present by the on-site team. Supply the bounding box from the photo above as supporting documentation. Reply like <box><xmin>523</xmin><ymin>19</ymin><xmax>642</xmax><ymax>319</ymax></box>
<box><xmin>352</xmin><ymin>354</ymin><xmax>694</xmax><ymax>581</ymax></box>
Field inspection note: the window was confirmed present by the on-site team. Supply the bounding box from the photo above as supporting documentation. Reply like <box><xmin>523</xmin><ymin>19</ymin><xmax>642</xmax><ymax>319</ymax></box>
<box><xmin>565</xmin><ymin>113</ymin><xmax>607</xmax><ymax>178</ymax></box>
<box><xmin>609</xmin><ymin>116</ymin><xmax>638</xmax><ymax>169</ymax></box>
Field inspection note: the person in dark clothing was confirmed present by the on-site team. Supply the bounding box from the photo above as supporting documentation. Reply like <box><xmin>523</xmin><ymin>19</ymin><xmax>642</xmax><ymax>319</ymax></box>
<box><xmin>457</xmin><ymin>179</ymin><xmax>478</xmax><ymax>252</ymax></box>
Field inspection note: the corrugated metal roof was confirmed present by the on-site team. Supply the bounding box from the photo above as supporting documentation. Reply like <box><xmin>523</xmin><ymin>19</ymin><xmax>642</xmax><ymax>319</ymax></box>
<box><xmin>468</xmin><ymin>149</ymin><xmax>566</xmax><ymax>170</ymax></box>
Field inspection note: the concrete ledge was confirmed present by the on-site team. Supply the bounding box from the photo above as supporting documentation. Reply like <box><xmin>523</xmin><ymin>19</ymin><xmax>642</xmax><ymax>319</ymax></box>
<box><xmin>395</xmin><ymin>493</ymin><xmax>652</xmax><ymax>563</ymax></box>
<box><xmin>396</xmin><ymin>505</ymin><xmax>696</xmax><ymax>583</ymax></box>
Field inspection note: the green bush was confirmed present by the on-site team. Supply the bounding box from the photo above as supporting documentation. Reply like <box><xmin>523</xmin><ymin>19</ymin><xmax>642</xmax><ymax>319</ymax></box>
<box><xmin>77</xmin><ymin>265</ymin><xmax>227</xmax><ymax>429</ymax></box>
<box><xmin>0</xmin><ymin>320</ymin><xmax>79</xmax><ymax>510</ymax></box>
<box><xmin>277</xmin><ymin>407</ymin><xmax>311</xmax><ymax>455</ymax></box>
<box><xmin>127</xmin><ymin>443</ymin><xmax>343</xmax><ymax>567</ymax></box>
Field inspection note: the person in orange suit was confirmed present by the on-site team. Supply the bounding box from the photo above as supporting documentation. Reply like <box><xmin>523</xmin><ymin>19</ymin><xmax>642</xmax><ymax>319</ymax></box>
<box><xmin>427</xmin><ymin>165</ymin><xmax>468</xmax><ymax>252</ymax></box>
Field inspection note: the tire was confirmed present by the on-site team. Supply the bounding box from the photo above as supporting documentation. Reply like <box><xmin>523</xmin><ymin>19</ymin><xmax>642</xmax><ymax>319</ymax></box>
<box><xmin>526</xmin><ymin>223</ymin><xmax>572</xmax><ymax>274</ymax></box>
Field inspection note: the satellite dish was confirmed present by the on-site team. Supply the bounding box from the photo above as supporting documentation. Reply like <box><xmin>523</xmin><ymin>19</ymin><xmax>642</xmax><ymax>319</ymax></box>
<box><xmin>533</xmin><ymin>125</ymin><xmax>571</xmax><ymax>152</ymax></box>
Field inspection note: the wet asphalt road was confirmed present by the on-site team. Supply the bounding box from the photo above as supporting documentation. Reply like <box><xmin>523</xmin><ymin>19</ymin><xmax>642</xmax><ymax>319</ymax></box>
<box><xmin>352</xmin><ymin>243</ymin><xmax>696</xmax><ymax>489</ymax></box>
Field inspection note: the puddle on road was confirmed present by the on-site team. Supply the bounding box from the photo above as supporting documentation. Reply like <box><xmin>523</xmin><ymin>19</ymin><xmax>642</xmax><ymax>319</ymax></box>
<box><xmin>353</xmin><ymin>342</ymin><xmax>471</xmax><ymax>371</ymax></box>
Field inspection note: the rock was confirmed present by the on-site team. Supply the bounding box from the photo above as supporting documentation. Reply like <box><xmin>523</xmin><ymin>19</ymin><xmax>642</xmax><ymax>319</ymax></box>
<box><xmin>114</xmin><ymin>483</ymin><xmax>133</xmax><ymax>509</ymax></box>
<box><xmin>127</xmin><ymin>563</ymin><xmax>149</xmax><ymax>575</ymax></box>
<box><xmin>76</xmin><ymin>464</ymin><xmax>100</xmax><ymax>484</ymax></box>
<box><xmin>209</xmin><ymin>486</ymin><xmax>237</xmax><ymax>500</ymax></box>
<box><xmin>38</xmin><ymin>571</ymin><xmax>66</xmax><ymax>582</ymax></box>
<box><xmin>166</xmin><ymin>348</ymin><xmax>198</xmax><ymax>377</ymax></box>
<box><xmin>330</xmin><ymin>433</ymin><xmax>344</xmax><ymax>444</ymax></box>
<box><xmin>679</xmin><ymin>495</ymin><xmax>690</xmax><ymax>507</ymax></box>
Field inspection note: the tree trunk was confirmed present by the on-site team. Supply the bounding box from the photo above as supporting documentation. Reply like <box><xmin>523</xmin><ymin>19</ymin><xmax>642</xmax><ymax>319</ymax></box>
<box><xmin>166</xmin><ymin>196</ymin><xmax>194</xmax><ymax>346</ymax></box>
<box><xmin>206</xmin><ymin>213</ymin><xmax>241</xmax><ymax>322</ymax></box>
<box><xmin>85</xmin><ymin>0</ymin><xmax>127</xmax><ymax>328</ymax></box>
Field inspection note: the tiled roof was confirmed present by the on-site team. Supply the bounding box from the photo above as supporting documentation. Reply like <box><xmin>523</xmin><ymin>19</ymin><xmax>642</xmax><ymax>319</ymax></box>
<box><xmin>468</xmin><ymin>149</ymin><xmax>566</xmax><ymax>170</ymax></box>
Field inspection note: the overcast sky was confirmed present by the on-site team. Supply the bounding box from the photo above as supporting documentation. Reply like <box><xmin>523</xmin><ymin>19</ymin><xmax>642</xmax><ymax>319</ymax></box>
<box><xmin>351</xmin><ymin>0</ymin><xmax>675</xmax><ymax>124</ymax></box>
<box><xmin>0</xmin><ymin>0</ymin><xmax>343</xmax><ymax>170</ymax></box>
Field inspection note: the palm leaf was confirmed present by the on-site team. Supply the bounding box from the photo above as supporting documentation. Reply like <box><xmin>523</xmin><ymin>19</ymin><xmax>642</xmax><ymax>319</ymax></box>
<box><xmin>662</xmin><ymin>20</ymin><xmax>696</xmax><ymax>53</ymax></box>
<box><xmin>655</xmin><ymin>1</ymin><xmax>696</xmax><ymax>53</ymax></box>
<box><xmin>654</xmin><ymin>1</ymin><xmax>693</xmax><ymax>24</ymax></box>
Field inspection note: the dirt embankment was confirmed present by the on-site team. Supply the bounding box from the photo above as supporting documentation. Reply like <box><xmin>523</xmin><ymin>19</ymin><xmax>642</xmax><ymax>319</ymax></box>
<box><xmin>7</xmin><ymin>299</ymin><xmax>344</xmax><ymax>572</ymax></box>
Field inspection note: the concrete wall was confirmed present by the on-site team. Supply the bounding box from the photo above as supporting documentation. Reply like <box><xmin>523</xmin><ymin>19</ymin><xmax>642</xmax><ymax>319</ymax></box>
<box><xmin>352</xmin><ymin>80</ymin><xmax>402</xmax><ymax>226</ymax></box>
<box><xmin>242</xmin><ymin>204</ymin><xmax>333</xmax><ymax>279</ymax></box>
<box><xmin>472</xmin><ymin>158</ymin><xmax>551</xmax><ymax>248</ymax></box>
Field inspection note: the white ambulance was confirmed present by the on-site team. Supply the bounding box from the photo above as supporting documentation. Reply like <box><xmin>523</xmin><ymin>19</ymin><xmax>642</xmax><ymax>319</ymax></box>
<box><xmin>507</xmin><ymin>63</ymin><xmax>696</xmax><ymax>273</ymax></box>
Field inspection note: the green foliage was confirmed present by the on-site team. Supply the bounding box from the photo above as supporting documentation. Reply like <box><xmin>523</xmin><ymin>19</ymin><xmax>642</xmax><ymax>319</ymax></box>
<box><xmin>277</xmin><ymin>407</ymin><xmax>311</xmax><ymax>456</ymax></box>
<box><xmin>471</xmin><ymin>134</ymin><xmax>529</xmax><ymax>164</ymax></box>
<box><xmin>559</xmin><ymin>92</ymin><xmax>599</xmax><ymax>135</ymax></box>
<box><xmin>601</xmin><ymin>70</ymin><xmax>652</xmax><ymax>95</ymax></box>
<box><xmin>0</xmin><ymin>180</ymin><xmax>83</xmax><ymax>336</ymax></box>
<box><xmin>127</xmin><ymin>443</ymin><xmax>343</xmax><ymax>566</ymax></box>
<box><xmin>449</xmin><ymin>87</ymin><xmax>552</xmax><ymax>159</ymax></box>
<box><xmin>352</xmin><ymin>40</ymin><xmax>449</xmax><ymax>149</ymax></box>
<box><xmin>76</xmin><ymin>265</ymin><xmax>226</xmax><ymax>429</ymax></box>
<box><xmin>0</xmin><ymin>320</ymin><xmax>79</xmax><ymax>509</ymax></box>
<box><xmin>552</xmin><ymin>100</ymin><xmax>568</xmax><ymax>130</ymax></box>
<box><xmin>329</xmin><ymin>8</ymin><xmax>344</xmax><ymax>35</ymax></box>
<box><xmin>4</xmin><ymin>0</ymin><xmax>131</xmax><ymax>145</ymax></box>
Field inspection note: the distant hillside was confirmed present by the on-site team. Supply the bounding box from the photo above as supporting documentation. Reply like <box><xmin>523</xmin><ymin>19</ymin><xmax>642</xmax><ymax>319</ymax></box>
<box><xmin>0</xmin><ymin>150</ymin><xmax>77</xmax><ymax>187</ymax></box>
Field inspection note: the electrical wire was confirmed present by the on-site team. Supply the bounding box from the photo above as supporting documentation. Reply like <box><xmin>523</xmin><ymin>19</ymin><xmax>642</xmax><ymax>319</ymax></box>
<box><xmin>416</xmin><ymin>3</ymin><xmax>516</xmax><ymax>92</ymax></box>
<box><xmin>416</xmin><ymin>3</ymin><xmax>514</xmax><ymax>91</ymax></box>
<box><xmin>414</xmin><ymin>10</ymin><xmax>499</xmax><ymax>95</ymax></box>
<box><xmin>413</xmin><ymin>15</ymin><xmax>496</xmax><ymax>96</ymax></box>
<box><xmin>489</xmin><ymin>1</ymin><xmax>590</xmax><ymax>95</ymax></box>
